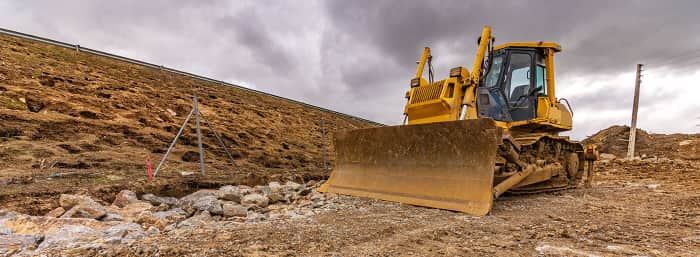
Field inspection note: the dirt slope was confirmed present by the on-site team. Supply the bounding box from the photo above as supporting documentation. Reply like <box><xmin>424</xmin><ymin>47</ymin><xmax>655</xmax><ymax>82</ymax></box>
<box><xmin>0</xmin><ymin>34</ymin><xmax>375</xmax><ymax>213</ymax></box>
<box><xmin>582</xmin><ymin>125</ymin><xmax>700</xmax><ymax>160</ymax></box>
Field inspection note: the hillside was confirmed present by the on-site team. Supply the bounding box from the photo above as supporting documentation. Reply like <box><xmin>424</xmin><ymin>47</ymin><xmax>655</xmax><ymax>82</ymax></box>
<box><xmin>582</xmin><ymin>125</ymin><xmax>700</xmax><ymax>160</ymax></box>
<box><xmin>0</xmin><ymin>33</ymin><xmax>376</xmax><ymax>213</ymax></box>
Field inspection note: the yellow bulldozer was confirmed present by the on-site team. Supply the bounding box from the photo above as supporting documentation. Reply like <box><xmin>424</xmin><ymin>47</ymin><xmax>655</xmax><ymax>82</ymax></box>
<box><xmin>320</xmin><ymin>26</ymin><xmax>597</xmax><ymax>216</ymax></box>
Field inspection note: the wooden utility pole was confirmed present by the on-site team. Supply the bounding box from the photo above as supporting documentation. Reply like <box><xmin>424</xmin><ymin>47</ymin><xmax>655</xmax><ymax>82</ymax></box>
<box><xmin>627</xmin><ymin>64</ymin><xmax>643</xmax><ymax>160</ymax></box>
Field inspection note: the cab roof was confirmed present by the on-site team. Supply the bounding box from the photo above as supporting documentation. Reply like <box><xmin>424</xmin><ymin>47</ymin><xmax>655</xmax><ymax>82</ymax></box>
<box><xmin>493</xmin><ymin>42</ymin><xmax>562</xmax><ymax>52</ymax></box>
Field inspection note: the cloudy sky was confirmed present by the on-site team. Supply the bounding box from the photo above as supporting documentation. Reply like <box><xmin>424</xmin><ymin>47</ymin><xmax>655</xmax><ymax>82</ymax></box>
<box><xmin>1</xmin><ymin>0</ymin><xmax>699</xmax><ymax>139</ymax></box>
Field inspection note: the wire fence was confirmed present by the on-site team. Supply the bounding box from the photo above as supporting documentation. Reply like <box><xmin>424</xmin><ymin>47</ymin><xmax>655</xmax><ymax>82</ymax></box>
<box><xmin>0</xmin><ymin>27</ymin><xmax>383</xmax><ymax>126</ymax></box>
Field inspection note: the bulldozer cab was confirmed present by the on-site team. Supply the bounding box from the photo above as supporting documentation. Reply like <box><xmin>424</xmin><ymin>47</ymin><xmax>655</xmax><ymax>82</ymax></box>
<box><xmin>477</xmin><ymin>46</ymin><xmax>552</xmax><ymax>122</ymax></box>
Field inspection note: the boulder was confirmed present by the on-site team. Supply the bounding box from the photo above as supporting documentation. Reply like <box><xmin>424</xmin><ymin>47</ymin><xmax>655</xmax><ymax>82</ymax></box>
<box><xmin>136</xmin><ymin>211</ymin><xmax>169</xmax><ymax>231</ymax></box>
<box><xmin>191</xmin><ymin>196</ymin><xmax>223</xmax><ymax>215</ymax></box>
<box><xmin>117</xmin><ymin>201</ymin><xmax>153</xmax><ymax>220</ymax></box>
<box><xmin>241</xmin><ymin>193</ymin><xmax>269</xmax><ymax>208</ymax></box>
<box><xmin>59</xmin><ymin>195</ymin><xmax>108</xmax><ymax>220</ymax></box>
<box><xmin>179</xmin><ymin>189</ymin><xmax>221</xmax><ymax>207</ymax></box>
<box><xmin>136</xmin><ymin>207</ymin><xmax>191</xmax><ymax>230</ymax></box>
<box><xmin>45</xmin><ymin>207</ymin><xmax>66</xmax><ymax>218</ymax></box>
<box><xmin>112</xmin><ymin>190</ymin><xmax>139</xmax><ymax>208</ymax></box>
<box><xmin>141</xmin><ymin>194</ymin><xmax>180</xmax><ymax>207</ymax></box>
<box><xmin>59</xmin><ymin>194</ymin><xmax>102</xmax><ymax>209</ymax></box>
<box><xmin>103</xmin><ymin>223</ymin><xmax>146</xmax><ymax>246</ymax></box>
<box><xmin>177</xmin><ymin>211</ymin><xmax>213</xmax><ymax>228</ymax></box>
<box><xmin>218</xmin><ymin>185</ymin><xmax>242</xmax><ymax>203</ymax></box>
<box><xmin>222</xmin><ymin>203</ymin><xmax>248</xmax><ymax>217</ymax></box>
<box><xmin>36</xmin><ymin>224</ymin><xmax>103</xmax><ymax>251</ymax></box>
<box><xmin>152</xmin><ymin>208</ymin><xmax>187</xmax><ymax>225</ymax></box>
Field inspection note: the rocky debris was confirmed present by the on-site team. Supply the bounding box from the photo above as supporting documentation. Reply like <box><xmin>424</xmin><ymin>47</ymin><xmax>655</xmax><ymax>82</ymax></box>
<box><xmin>0</xmin><ymin>210</ymin><xmax>146</xmax><ymax>255</ymax></box>
<box><xmin>112</xmin><ymin>190</ymin><xmax>139</xmax><ymax>208</ymax></box>
<box><xmin>0</xmin><ymin>180</ymin><xmax>337</xmax><ymax>254</ymax></box>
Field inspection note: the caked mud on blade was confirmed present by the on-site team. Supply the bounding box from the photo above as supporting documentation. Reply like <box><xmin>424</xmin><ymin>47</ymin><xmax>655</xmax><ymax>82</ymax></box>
<box><xmin>320</xmin><ymin>118</ymin><xmax>502</xmax><ymax>216</ymax></box>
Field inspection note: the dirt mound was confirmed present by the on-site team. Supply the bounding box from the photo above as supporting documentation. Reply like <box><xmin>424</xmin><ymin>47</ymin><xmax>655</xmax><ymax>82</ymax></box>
<box><xmin>0</xmin><ymin>33</ymin><xmax>375</xmax><ymax>214</ymax></box>
<box><xmin>583</xmin><ymin>125</ymin><xmax>700</xmax><ymax>160</ymax></box>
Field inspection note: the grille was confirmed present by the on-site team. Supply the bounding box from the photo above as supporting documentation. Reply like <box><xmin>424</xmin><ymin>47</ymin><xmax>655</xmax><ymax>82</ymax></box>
<box><xmin>410</xmin><ymin>80</ymin><xmax>445</xmax><ymax>104</ymax></box>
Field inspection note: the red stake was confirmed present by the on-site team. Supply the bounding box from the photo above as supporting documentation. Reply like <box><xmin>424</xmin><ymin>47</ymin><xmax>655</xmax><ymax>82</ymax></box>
<box><xmin>146</xmin><ymin>156</ymin><xmax>153</xmax><ymax>180</ymax></box>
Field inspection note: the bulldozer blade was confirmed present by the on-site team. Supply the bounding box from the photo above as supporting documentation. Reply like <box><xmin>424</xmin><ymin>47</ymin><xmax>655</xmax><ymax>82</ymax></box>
<box><xmin>320</xmin><ymin>118</ymin><xmax>502</xmax><ymax>216</ymax></box>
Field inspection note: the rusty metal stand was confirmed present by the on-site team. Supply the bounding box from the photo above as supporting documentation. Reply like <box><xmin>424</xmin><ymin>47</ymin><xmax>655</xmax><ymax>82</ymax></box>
<box><xmin>153</xmin><ymin>95</ymin><xmax>239</xmax><ymax>177</ymax></box>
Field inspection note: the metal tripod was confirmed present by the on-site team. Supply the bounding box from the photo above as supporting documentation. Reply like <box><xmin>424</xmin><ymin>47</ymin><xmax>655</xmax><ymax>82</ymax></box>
<box><xmin>153</xmin><ymin>95</ymin><xmax>239</xmax><ymax>177</ymax></box>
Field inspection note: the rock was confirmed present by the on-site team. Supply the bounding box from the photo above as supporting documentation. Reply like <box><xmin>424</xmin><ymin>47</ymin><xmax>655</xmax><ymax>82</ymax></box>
<box><xmin>268</xmin><ymin>192</ymin><xmax>283</xmax><ymax>204</ymax></box>
<box><xmin>312</xmin><ymin>201</ymin><xmax>325</xmax><ymax>208</ymax></box>
<box><xmin>218</xmin><ymin>185</ymin><xmax>242</xmax><ymax>203</ymax></box>
<box><xmin>100</xmin><ymin>213</ymin><xmax>124</xmax><ymax>222</ymax></box>
<box><xmin>241</xmin><ymin>193</ymin><xmax>269</xmax><ymax>208</ymax></box>
<box><xmin>59</xmin><ymin>194</ymin><xmax>100</xmax><ymax>209</ymax></box>
<box><xmin>104</xmin><ymin>223</ymin><xmax>145</xmax><ymax>246</ymax></box>
<box><xmin>37</xmin><ymin>224</ymin><xmax>103</xmax><ymax>251</ymax></box>
<box><xmin>45</xmin><ymin>207</ymin><xmax>66</xmax><ymax>218</ymax></box>
<box><xmin>191</xmin><ymin>196</ymin><xmax>223</xmax><ymax>215</ymax></box>
<box><xmin>178</xmin><ymin>211</ymin><xmax>213</xmax><ymax>228</ymax></box>
<box><xmin>297</xmin><ymin>199</ymin><xmax>313</xmax><ymax>208</ymax></box>
<box><xmin>284</xmin><ymin>181</ymin><xmax>303</xmax><ymax>191</ymax></box>
<box><xmin>112</xmin><ymin>190</ymin><xmax>139</xmax><ymax>208</ymax></box>
<box><xmin>136</xmin><ymin>211</ymin><xmax>169</xmax><ymax>231</ymax></box>
<box><xmin>599</xmin><ymin>153</ymin><xmax>617</xmax><ymax>160</ymax></box>
<box><xmin>305</xmin><ymin>180</ymin><xmax>317</xmax><ymax>187</ymax></box>
<box><xmin>60</xmin><ymin>202</ymin><xmax>107</xmax><ymax>220</ymax></box>
<box><xmin>245</xmin><ymin>211</ymin><xmax>265</xmax><ymax>223</ymax></box>
<box><xmin>268</xmin><ymin>182</ymin><xmax>282</xmax><ymax>193</ymax></box>
<box><xmin>254</xmin><ymin>185</ymin><xmax>272</xmax><ymax>196</ymax></box>
<box><xmin>136</xmin><ymin>208</ymin><xmax>187</xmax><ymax>230</ymax></box>
<box><xmin>0</xmin><ymin>227</ymin><xmax>11</xmax><ymax>235</ymax></box>
<box><xmin>141</xmin><ymin>193</ymin><xmax>180</xmax><ymax>207</ymax></box>
<box><xmin>179</xmin><ymin>189</ymin><xmax>221</xmax><ymax>207</ymax></box>
<box><xmin>298</xmin><ymin>187</ymin><xmax>312</xmax><ymax>196</ymax></box>
<box><xmin>165</xmin><ymin>108</ymin><xmax>177</xmax><ymax>116</ymax></box>
<box><xmin>309</xmin><ymin>192</ymin><xmax>325</xmax><ymax>202</ymax></box>
<box><xmin>647</xmin><ymin>184</ymin><xmax>661</xmax><ymax>189</ymax></box>
<box><xmin>222</xmin><ymin>203</ymin><xmax>248</xmax><ymax>217</ymax></box>
<box><xmin>146</xmin><ymin>226</ymin><xmax>160</xmax><ymax>235</ymax></box>
<box><xmin>151</xmin><ymin>208</ymin><xmax>187</xmax><ymax>225</ymax></box>
<box><xmin>117</xmin><ymin>202</ymin><xmax>153</xmax><ymax>221</ymax></box>
<box><xmin>0</xmin><ymin>234</ymin><xmax>43</xmax><ymax>255</ymax></box>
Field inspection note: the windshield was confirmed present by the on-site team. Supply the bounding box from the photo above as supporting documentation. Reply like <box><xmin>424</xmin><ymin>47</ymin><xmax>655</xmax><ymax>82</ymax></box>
<box><xmin>484</xmin><ymin>55</ymin><xmax>504</xmax><ymax>88</ymax></box>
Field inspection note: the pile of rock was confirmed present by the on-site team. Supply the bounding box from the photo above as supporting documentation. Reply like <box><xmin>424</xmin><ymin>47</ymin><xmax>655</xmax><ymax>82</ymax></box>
<box><xmin>0</xmin><ymin>180</ymin><xmax>336</xmax><ymax>255</ymax></box>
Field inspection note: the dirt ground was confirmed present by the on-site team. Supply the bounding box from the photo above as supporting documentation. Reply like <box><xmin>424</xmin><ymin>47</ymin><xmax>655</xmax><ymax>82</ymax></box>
<box><xmin>117</xmin><ymin>158</ymin><xmax>697</xmax><ymax>257</ymax></box>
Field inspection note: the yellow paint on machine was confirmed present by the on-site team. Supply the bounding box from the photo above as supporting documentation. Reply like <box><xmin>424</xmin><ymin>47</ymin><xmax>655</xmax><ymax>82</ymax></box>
<box><xmin>319</xmin><ymin>119</ymin><xmax>502</xmax><ymax>215</ymax></box>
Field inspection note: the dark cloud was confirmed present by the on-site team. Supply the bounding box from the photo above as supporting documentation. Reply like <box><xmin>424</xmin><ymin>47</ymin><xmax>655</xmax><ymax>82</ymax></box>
<box><xmin>0</xmin><ymin>0</ymin><xmax>698</xmax><ymax>138</ymax></box>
